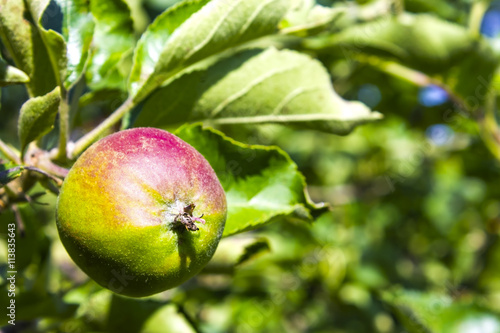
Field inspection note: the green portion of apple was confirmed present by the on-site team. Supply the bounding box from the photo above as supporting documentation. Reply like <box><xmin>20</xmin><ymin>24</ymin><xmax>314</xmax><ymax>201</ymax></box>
<box><xmin>56</xmin><ymin>128</ymin><xmax>227</xmax><ymax>297</ymax></box>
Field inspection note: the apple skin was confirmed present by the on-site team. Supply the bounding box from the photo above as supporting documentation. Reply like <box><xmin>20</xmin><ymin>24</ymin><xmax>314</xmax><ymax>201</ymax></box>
<box><xmin>56</xmin><ymin>128</ymin><xmax>227</xmax><ymax>297</ymax></box>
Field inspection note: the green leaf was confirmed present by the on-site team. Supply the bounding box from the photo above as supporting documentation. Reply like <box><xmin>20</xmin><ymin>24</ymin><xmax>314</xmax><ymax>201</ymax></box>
<box><xmin>383</xmin><ymin>289</ymin><xmax>500</xmax><ymax>333</ymax></box>
<box><xmin>175</xmin><ymin>124</ymin><xmax>328</xmax><ymax>237</ymax></box>
<box><xmin>0</xmin><ymin>164</ymin><xmax>24</xmax><ymax>187</ymax></box>
<box><xmin>236</xmin><ymin>238</ymin><xmax>270</xmax><ymax>266</ymax></box>
<box><xmin>73</xmin><ymin>290</ymin><xmax>189</xmax><ymax>333</ymax></box>
<box><xmin>86</xmin><ymin>0</ymin><xmax>136</xmax><ymax>91</ymax></box>
<box><xmin>306</xmin><ymin>14</ymin><xmax>500</xmax><ymax>107</ymax></box>
<box><xmin>127</xmin><ymin>0</ymin><xmax>212</xmax><ymax>99</ymax></box>
<box><xmin>78</xmin><ymin>89</ymin><xmax>128</xmax><ymax>109</ymax></box>
<box><xmin>135</xmin><ymin>47</ymin><xmax>382</xmax><ymax>134</ymax></box>
<box><xmin>0</xmin><ymin>0</ymin><xmax>57</xmax><ymax>96</ymax></box>
<box><xmin>129</xmin><ymin>0</ymin><xmax>289</xmax><ymax>102</ymax></box>
<box><xmin>18</xmin><ymin>86</ymin><xmax>61</xmax><ymax>155</ymax></box>
<box><xmin>26</xmin><ymin>0</ymin><xmax>67</xmax><ymax>87</ymax></box>
<box><xmin>122</xmin><ymin>0</ymin><xmax>150</xmax><ymax>33</ymax></box>
<box><xmin>73</xmin><ymin>289</ymin><xmax>113</xmax><ymax>329</ymax></box>
<box><xmin>55</xmin><ymin>0</ymin><xmax>95</xmax><ymax>88</ymax></box>
<box><xmin>405</xmin><ymin>0</ymin><xmax>460</xmax><ymax>20</ymax></box>
<box><xmin>0</xmin><ymin>56</ymin><xmax>29</xmax><ymax>86</ymax></box>
<box><xmin>0</xmin><ymin>291</ymin><xmax>77</xmax><ymax>325</ymax></box>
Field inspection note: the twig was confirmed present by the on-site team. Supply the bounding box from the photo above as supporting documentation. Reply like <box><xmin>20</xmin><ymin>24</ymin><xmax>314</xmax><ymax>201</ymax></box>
<box><xmin>24</xmin><ymin>166</ymin><xmax>64</xmax><ymax>187</ymax></box>
<box><xmin>354</xmin><ymin>55</ymin><xmax>469</xmax><ymax>109</ymax></box>
<box><xmin>176</xmin><ymin>304</ymin><xmax>203</xmax><ymax>333</ymax></box>
<box><xmin>71</xmin><ymin>97</ymin><xmax>135</xmax><ymax>158</ymax></box>
<box><xmin>11</xmin><ymin>205</ymin><xmax>25</xmax><ymax>237</ymax></box>
<box><xmin>0</xmin><ymin>139</ymin><xmax>21</xmax><ymax>164</ymax></box>
<box><xmin>476</xmin><ymin>87</ymin><xmax>500</xmax><ymax>161</ymax></box>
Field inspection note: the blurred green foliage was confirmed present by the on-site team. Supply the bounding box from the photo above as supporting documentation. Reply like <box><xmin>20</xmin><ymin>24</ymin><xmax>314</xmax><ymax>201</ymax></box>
<box><xmin>1</xmin><ymin>0</ymin><xmax>500</xmax><ymax>332</ymax></box>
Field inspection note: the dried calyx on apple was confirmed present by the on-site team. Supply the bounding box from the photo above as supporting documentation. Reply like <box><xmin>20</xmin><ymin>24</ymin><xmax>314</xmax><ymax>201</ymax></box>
<box><xmin>56</xmin><ymin>128</ymin><xmax>227</xmax><ymax>297</ymax></box>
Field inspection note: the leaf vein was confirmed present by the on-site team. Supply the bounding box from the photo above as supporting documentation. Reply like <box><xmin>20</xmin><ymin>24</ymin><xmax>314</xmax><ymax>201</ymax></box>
<box><xmin>207</xmin><ymin>112</ymin><xmax>382</xmax><ymax>125</ymax></box>
<box><xmin>237</xmin><ymin>0</ymin><xmax>275</xmax><ymax>37</ymax></box>
<box><xmin>210</xmin><ymin>64</ymin><xmax>302</xmax><ymax>117</ymax></box>
<box><xmin>181</xmin><ymin>0</ymin><xmax>242</xmax><ymax>63</ymax></box>
<box><xmin>271</xmin><ymin>86</ymin><xmax>320</xmax><ymax>115</ymax></box>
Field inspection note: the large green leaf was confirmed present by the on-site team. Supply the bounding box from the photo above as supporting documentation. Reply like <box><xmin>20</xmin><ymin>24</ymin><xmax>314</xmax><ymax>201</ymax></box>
<box><xmin>55</xmin><ymin>0</ymin><xmax>95</xmax><ymax>88</ymax></box>
<box><xmin>18</xmin><ymin>87</ymin><xmax>61</xmax><ymax>155</ymax></box>
<box><xmin>0</xmin><ymin>0</ymin><xmax>57</xmax><ymax>96</ymax></box>
<box><xmin>135</xmin><ymin>47</ymin><xmax>381</xmax><ymax>134</ymax></box>
<box><xmin>128</xmin><ymin>0</ymin><xmax>209</xmax><ymax>100</ymax></box>
<box><xmin>383</xmin><ymin>289</ymin><xmax>500</xmax><ymax>333</ymax></box>
<box><xmin>306</xmin><ymin>14</ymin><xmax>500</xmax><ymax>106</ymax></box>
<box><xmin>129</xmin><ymin>0</ymin><xmax>289</xmax><ymax>102</ymax></box>
<box><xmin>175</xmin><ymin>124</ymin><xmax>328</xmax><ymax>237</ymax></box>
<box><xmin>0</xmin><ymin>56</ymin><xmax>29</xmax><ymax>86</ymax></box>
<box><xmin>86</xmin><ymin>0</ymin><xmax>136</xmax><ymax>91</ymax></box>
<box><xmin>26</xmin><ymin>0</ymin><xmax>67</xmax><ymax>87</ymax></box>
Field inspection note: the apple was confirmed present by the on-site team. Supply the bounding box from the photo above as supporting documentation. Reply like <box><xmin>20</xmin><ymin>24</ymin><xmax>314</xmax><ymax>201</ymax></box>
<box><xmin>56</xmin><ymin>128</ymin><xmax>227</xmax><ymax>297</ymax></box>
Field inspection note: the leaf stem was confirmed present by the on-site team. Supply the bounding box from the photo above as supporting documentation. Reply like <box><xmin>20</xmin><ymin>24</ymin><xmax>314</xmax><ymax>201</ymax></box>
<box><xmin>55</xmin><ymin>90</ymin><xmax>70</xmax><ymax>161</ymax></box>
<box><xmin>476</xmin><ymin>88</ymin><xmax>500</xmax><ymax>160</ymax></box>
<box><xmin>0</xmin><ymin>139</ymin><xmax>21</xmax><ymax>164</ymax></box>
<box><xmin>70</xmin><ymin>97</ymin><xmax>136</xmax><ymax>158</ymax></box>
<box><xmin>468</xmin><ymin>0</ymin><xmax>489</xmax><ymax>38</ymax></box>
<box><xmin>360</xmin><ymin>56</ymin><xmax>433</xmax><ymax>86</ymax></box>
